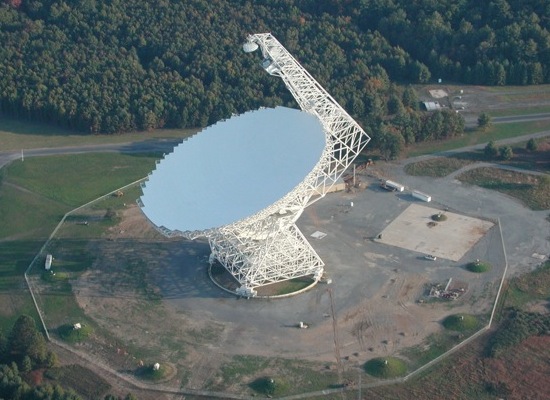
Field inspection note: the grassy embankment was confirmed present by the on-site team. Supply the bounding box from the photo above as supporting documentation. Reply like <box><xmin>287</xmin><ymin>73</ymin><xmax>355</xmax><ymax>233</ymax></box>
<box><xmin>405</xmin><ymin>118</ymin><xmax>550</xmax><ymax>158</ymax></box>
<box><xmin>405</xmin><ymin>135</ymin><xmax>550</xmax><ymax>210</ymax></box>
<box><xmin>0</xmin><ymin>114</ymin><xmax>197</xmax><ymax>151</ymax></box>
<box><xmin>0</xmin><ymin>153</ymin><xmax>159</xmax><ymax>331</ymax></box>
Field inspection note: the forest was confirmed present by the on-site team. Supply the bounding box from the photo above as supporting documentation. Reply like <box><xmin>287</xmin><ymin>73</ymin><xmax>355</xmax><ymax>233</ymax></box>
<box><xmin>0</xmin><ymin>0</ymin><xmax>549</xmax><ymax>145</ymax></box>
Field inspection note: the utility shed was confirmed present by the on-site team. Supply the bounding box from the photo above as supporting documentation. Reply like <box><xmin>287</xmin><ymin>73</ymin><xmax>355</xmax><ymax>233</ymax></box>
<box><xmin>45</xmin><ymin>254</ymin><xmax>52</xmax><ymax>270</ymax></box>
<box><xmin>422</xmin><ymin>101</ymin><xmax>442</xmax><ymax>111</ymax></box>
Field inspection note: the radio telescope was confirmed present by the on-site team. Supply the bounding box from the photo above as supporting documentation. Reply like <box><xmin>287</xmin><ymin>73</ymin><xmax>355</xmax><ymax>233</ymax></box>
<box><xmin>139</xmin><ymin>33</ymin><xmax>370</xmax><ymax>297</ymax></box>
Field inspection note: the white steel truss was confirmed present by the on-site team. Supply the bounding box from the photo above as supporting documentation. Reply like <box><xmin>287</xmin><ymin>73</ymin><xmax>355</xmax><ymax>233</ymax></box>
<box><xmin>145</xmin><ymin>33</ymin><xmax>370</xmax><ymax>297</ymax></box>
<box><xmin>205</xmin><ymin>33</ymin><xmax>370</xmax><ymax>296</ymax></box>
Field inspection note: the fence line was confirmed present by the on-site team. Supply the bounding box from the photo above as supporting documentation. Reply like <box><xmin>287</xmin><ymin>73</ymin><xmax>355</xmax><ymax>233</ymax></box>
<box><xmin>23</xmin><ymin>178</ymin><xmax>147</xmax><ymax>340</ymax></box>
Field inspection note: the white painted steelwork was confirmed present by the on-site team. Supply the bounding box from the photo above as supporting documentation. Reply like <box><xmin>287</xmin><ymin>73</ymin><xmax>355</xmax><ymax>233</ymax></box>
<box><xmin>140</xmin><ymin>33</ymin><xmax>370</xmax><ymax>297</ymax></box>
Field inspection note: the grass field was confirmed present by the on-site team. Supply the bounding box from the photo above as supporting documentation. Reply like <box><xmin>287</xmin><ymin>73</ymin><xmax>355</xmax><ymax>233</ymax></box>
<box><xmin>0</xmin><ymin>153</ymin><xmax>158</xmax><ymax>331</ymax></box>
<box><xmin>0</xmin><ymin>153</ymin><xmax>158</xmax><ymax>241</ymax></box>
<box><xmin>4</xmin><ymin>153</ymin><xmax>159</xmax><ymax>207</ymax></box>
<box><xmin>457</xmin><ymin>167</ymin><xmax>550</xmax><ymax>210</ymax></box>
<box><xmin>405</xmin><ymin>119</ymin><xmax>550</xmax><ymax>157</ymax></box>
<box><xmin>501</xmin><ymin>261</ymin><xmax>550</xmax><ymax>309</ymax></box>
<box><xmin>0</xmin><ymin>114</ymin><xmax>198</xmax><ymax>151</ymax></box>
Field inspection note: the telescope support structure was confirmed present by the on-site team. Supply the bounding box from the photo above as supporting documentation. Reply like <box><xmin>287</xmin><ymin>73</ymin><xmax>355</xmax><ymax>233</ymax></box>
<box><xmin>206</xmin><ymin>33</ymin><xmax>371</xmax><ymax>297</ymax></box>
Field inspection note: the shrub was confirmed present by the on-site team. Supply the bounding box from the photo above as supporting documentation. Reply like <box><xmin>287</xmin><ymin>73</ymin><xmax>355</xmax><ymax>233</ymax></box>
<box><xmin>250</xmin><ymin>377</ymin><xmax>289</xmax><ymax>396</ymax></box>
<box><xmin>364</xmin><ymin>357</ymin><xmax>407</xmax><ymax>378</ymax></box>
<box><xmin>526</xmin><ymin>138</ymin><xmax>538</xmax><ymax>152</ymax></box>
<box><xmin>499</xmin><ymin>145</ymin><xmax>513</xmax><ymax>160</ymax></box>
<box><xmin>478</xmin><ymin>112</ymin><xmax>492</xmax><ymax>129</ymax></box>
<box><xmin>431</xmin><ymin>213</ymin><xmax>447</xmax><ymax>221</ymax></box>
<box><xmin>467</xmin><ymin>260</ymin><xmax>491</xmax><ymax>273</ymax></box>
<box><xmin>442</xmin><ymin>314</ymin><xmax>478</xmax><ymax>331</ymax></box>
<box><xmin>484</xmin><ymin>140</ymin><xmax>499</xmax><ymax>159</ymax></box>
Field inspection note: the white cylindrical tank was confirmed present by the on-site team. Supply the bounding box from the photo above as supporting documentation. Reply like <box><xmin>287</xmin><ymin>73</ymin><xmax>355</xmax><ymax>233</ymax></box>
<box><xmin>412</xmin><ymin>190</ymin><xmax>432</xmax><ymax>202</ymax></box>
<box><xmin>385</xmin><ymin>180</ymin><xmax>405</xmax><ymax>192</ymax></box>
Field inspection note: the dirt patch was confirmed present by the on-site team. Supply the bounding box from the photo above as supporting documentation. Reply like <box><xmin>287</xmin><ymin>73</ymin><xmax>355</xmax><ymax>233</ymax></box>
<box><xmin>428</xmin><ymin>89</ymin><xmax>448</xmax><ymax>99</ymax></box>
<box><xmin>105</xmin><ymin>204</ymin><xmax>163</xmax><ymax>240</ymax></box>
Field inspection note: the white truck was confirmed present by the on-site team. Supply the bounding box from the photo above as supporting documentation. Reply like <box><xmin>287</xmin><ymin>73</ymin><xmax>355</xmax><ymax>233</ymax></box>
<box><xmin>412</xmin><ymin>190</ymin><xmax>432</xmax><ymax>202</ymax></box>
<box><xmin>381</xmin><ymin>179</ymin><xmax>405</xmax><ymax>192</ymax></box>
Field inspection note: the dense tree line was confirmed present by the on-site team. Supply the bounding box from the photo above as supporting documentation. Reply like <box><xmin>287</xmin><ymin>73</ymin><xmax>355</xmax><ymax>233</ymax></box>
<box><xmin>0</xmin><ymin>0</ymin><xmax>547</xmax><ymax>140</ymax></box>
<box><xmin>0</xmin><ymin>315</ymin><xmax>135</xmax><ymax>400</ymax></box>
<box><xmin>313</xmin><ymin>0</ymin><xmax>550</xmax><ymax>85</ymax></box>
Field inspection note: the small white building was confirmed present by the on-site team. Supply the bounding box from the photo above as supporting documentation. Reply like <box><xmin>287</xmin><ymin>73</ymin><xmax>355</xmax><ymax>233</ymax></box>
<box><xmin>45</xmin><ymin>254</ymin><xmax>53</xmax><ymax>270</ymax></box>
<box><xmin>422</xmin><ymin>101</ymin><xmax>442</xmax><ymax>111</ymax></box>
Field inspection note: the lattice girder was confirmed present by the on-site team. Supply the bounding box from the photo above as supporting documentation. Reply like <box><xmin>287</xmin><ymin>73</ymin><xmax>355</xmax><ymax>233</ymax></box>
<box><xmin>144</xmin><ymin>33</ymin><xmax>371</xmax><ymax>296</ymax></box>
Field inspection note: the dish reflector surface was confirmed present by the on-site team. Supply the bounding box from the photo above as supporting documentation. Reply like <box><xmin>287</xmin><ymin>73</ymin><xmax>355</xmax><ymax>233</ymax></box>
<box><xmin>140</xmin><ymin>107</ymin><xmax>325</xmax><ymax>232</ymax></box>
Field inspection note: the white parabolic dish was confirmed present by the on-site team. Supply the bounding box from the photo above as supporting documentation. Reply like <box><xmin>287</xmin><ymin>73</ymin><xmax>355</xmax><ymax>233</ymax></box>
<box><xmin>140</xmin><ymin>107</ymin><xmax>326</xmax><ymax>232</ymax></box>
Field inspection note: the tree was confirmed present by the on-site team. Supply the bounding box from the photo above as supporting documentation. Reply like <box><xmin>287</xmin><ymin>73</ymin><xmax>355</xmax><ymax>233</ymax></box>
<box><xmin>0</xmin><ymin>329</ymin><xmax>7</xmax><ymax>359</ymax></box>
<box><xmin>478</xmin><ymin>112</ymin><xmax>492</xmax><ymax>130</ymax></box>
<box><xmin>526</xmin><ymin>138</ymin><xmax>538</xmax><ymax>152</ymax></box>
<box><xmin>425</xmin><ymin>111</ymin><xmax>445</xmax><ymax>140</ymax></box>
<box><xmin>500</xmin><ymin>145</ymin><xmax>513</xmax><ymax>160</ymax></box>
<box><xmin>484</xmin><ymin>140</ymin><xmax>499</xmax><ymax>159</ymax></box>
<box><xmin>378</xmin><ymin>125</ymin><xmax>405</xmax><ymax>160</ymax></box>
<box><xmin>8</xmin><ymin>315</ymin><xmax>47</xmax><ymax>365</ymax></box>
<box><xmin>20</xmin><ymin>355</ymin><xmax>32</xmax><ymax>373</ymax></box>
<box><xmin>387</xmin><ymin>94</ymin><xmax>404</xmax><ymax>115</ymax></box>
<box><xmin>45</xmin><ymin>350</ymin><xmax>58</xmax><ymax>368</ymax></box>
<box><xmin>402</xmin><ymin>86</ymin><xmax>419</xmax><ymax>111</ymax></box>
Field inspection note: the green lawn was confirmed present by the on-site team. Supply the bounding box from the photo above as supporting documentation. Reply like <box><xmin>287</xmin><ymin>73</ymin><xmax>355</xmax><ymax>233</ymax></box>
<box><xmin>4</xmin><ymin>153</ymin><xmax>159</xmax><ymax>207</ymax></box>
<box><xmin>487</xmin><ymin>105</ymin><xmax>550</xmax><ymax>117</ymax></box>
<box><xmin>0</xmin><ymin>183</ymin><xmax>67</xmax><ymax>239</ymax></box>
<box><xmin>406</xmin><ymin>119</ymin><xmax>550</xmax><ymax>157</ymax></box>
<box><xmin>502</xmin><ymin>261</ymin><xmax>550</xmax><ymax>309</ymax></box>
<box><xmin>0</xmin><ymin>114</ymin><xmax>198</xmax><ymax>151</ymax></box>
<box><xmin>457</xmin><ymin>167</ymin><xmax>550</xmax><ymax>210</ymax></box>
<box><xmin>0</xmin><ymin>152</ymin><xmax>159</xmax><ymax>327</ymax></box>
<box><xmin>0</xmin><ymin>153</ymin><xmax>158</xmax><ymax>240</ymax></box>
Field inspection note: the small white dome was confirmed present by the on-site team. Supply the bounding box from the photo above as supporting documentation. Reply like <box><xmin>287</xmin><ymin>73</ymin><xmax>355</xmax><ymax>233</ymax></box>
<box><xmin>243</xmin><ymin>41</ymin><xmax>259</xmax><ymax>53</ymax></box>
